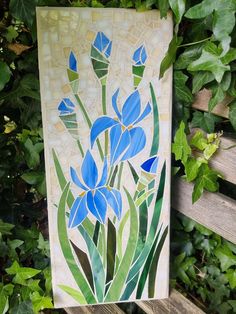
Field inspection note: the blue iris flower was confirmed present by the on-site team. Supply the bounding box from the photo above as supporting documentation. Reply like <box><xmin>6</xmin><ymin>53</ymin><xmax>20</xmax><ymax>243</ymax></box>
<box><xmin>58</xmin><ymin>98</ymin><xmax>75</xmax><ymax>115</ymax></box>
<box><xmin>141</xmin><ymin>156</ymin><xmax>159</xmax><ymax>174</ymax></box>
<box><xmin>69</xmin><ymin>51</ymin><xmax>77</xmax><ymax>72</ymax></box>
<box><xmin>68</xmin><ymin>151</ymin><xmax>122</xmax><ymax>228</ymax></box>
<box><xmin>133</xmin><ymin>45</ymin><xmax>147</xmax><ymax>65</ymax></box>
<box><xmin>93</xmin><ymin>31</ymin><xmax>112</xmax><ymax>58</ymax></box>
<box><xmin>90</xmin><ymin>89</ymin><xmax>151</xmax><ymax>165</ymax></box>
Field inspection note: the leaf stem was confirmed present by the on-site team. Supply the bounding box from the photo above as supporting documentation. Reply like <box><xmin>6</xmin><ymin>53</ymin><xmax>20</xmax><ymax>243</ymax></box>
<box><xmin>117</xmin><ymin>162</ymin><xmax>124</xmax><ymax>190</ymax></box>
<box><xmin>178</xmin><ymin>36</ymin><xmax>212</xmax><ymax>48</ymax></box>
<box><xmin>102</xmin><ymin>84</ymin><xmax>108</xmax><ymax>156</ymax></box>
<box><xmin>77</xmin><ymin>140</ymin><xmax>84</xmax><ymax>157</ymax></box>
<box><xmin>74</xmin><ymin>94</ymin><xmax>104</xmax><ymax>160</ymax></box>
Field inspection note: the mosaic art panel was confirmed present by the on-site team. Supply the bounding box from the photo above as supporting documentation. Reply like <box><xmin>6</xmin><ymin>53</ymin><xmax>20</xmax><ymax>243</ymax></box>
<box><xmin>37</xmin><ymin>7</ymin><xmax>172</xmax><ymax>308</ymax></box>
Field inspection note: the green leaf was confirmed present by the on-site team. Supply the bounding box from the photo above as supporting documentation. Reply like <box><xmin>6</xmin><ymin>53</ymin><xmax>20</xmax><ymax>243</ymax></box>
<box><xmin>30</xmin><ymin>291</ymin><xmax>53</xmax><ymax>313</ymax></box>
<box><xmin>169</xmin><ymin>0</ymin><xmax>185</xmax><ymax>24</ymax></box>
<box><xmin>5</xmin><ymin>261</ymin><xmax>41</xmax><ymax>285</ymax></box>
<box><xmin>23</xmin><ymin>138</ymin><xmax>43</xmax><ymax>169</ymax></box>
<box><xmin>37</xmin><ymin>233</ymin><xmax>50</xmax><ymax>257</ymax></box>
<box><xmin>159</xmin><ymin>35</ymin><xmax>183</xmax><ymax>78</ymax></box>
<box><xmin>21</xmin><ymin>171</ymin><xmax>44</xmax><ymax>185</ymax></box>
<box><xmin>3</xmin><ymin>25</ymin><xmax>19</xmax><ymax>42</ymax></box>
<box><xmin>185</xmin><ymin>0</ymin><xmax>215</xmax><ymax>19</ymax></box>
<box><xmin>9</xmin><ymin>0</ymin><xmax>38</xmax><ymax>27</ymax></box>
<box><xmin>150</xmin><ymin>83</ymin><xmax>159</xmax><ymax>155</ymax></box>
<box><xmin>225</xmin><ymin>269</ymin><xmax>236</xmax><ymax>289</ymax></box>
<box><xmin>58</xmin><ymin>285</ymin><xmax>87</xmax><ymax>304</ymax></box>
<box><xmin>185</xmin><ymin>158</ymin><xmax>201</xmax><ymax>182</ymax></box>
<box><xmin>215</xmin><ymin>245</ymin><xmax>236</xmax><ymax>271</ymax></box>
<box><xmin>192</xmin><ymin>71</ymin><xmax>214</xmax><ymax>94</ymax></box>
<box><xmin>228</xmin><ymin>100</ymin><xmax>236</xmax><ymax>130</ymax></box>
<box><xmin>221</xmin><ymin>48</ymin><xmax>236</xmax><ymax>64</ymax></box>
<box><xmin>43</xmin><ymin>267</ymin><xmax>52</xmax><ymax>295</ymax></box>
<box><xmin>188</xmin><ymin>49</ymin><xmax>230</xmax><ymax>83</ymax></box>
<box><xmin>0</xmin><ymin>283</ymin><xmax>14</xmax><ymax>314</ymax></box>
<box><xmin>0</xmin><ymin>220</ymin><xmax>14</xmax><ymax>236</ymax></box>
<box><xmin>158</xmin><ymin>0</ymin><xmax>169</xmax><ymax>18</ymax></box>
<box><xmin>190</xmin><ymin>130</ymin><xmax>208</xmax><ymax>150</ymax></box>
<box><xmin>172</xmin><ymin>121</ymin><xmax>191</xmax><ymax>163</ymax></box>
<box><xmin>208</xmin><ymin>85</ymin><xmax>225</xmax><ymax>111</ymax></box>
<box><xmin>12</xmin><ymin>301</ymin><xmax>34</xmax><ymax>314</ymax></box>
<box><xmin>203</xmin><ymin>143</ymin><xmax>219</xmax><ymax>160</ymax></box>
<box><xmin>175</xmin><ymin>43</ymin><xmax>205</xmax><ymax>70</ymax></box>
<box><xmin>0</xmin><ymin>61</ymin><xmax>11</xmax><ymax>92</ymax></box>
<box><xmin>192</xmin><ymin>164</ymin><xmax>220</xmax><ymax>203</ymax></box>
<box><xmin>174</xmin><ymin>71</ymin><xmax>193</xmax><ymax>104</ymax></box>
<box><xmin>191</xmin><ymin>111</ymin><xmax>221</xmax><ymax>133</ymax></box>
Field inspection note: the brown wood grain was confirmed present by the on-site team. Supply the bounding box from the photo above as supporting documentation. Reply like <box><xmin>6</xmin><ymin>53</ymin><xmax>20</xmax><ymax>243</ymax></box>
<box><xmin>65</xmin><ymin>303</ymin><xmax>125</xmax><ymax>314</ymax></box>
<box><xmin>135</xmin><ymin>290</ymin><xmax>205</xmax><ymax>313</ymax></box>
<box><xmin>173</xmin><ymin>179</ymin><xmax>236</xmax><ymax>244</ymax></box>
<box><xmin>192</xmin><ymin>89</ymin><xmax>231</xmax><ymax>118</ymax></box>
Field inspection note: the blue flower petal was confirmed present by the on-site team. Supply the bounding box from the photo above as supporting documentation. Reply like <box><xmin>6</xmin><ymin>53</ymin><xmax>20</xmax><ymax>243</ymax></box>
<box><xmin>81</xmin><ymin>151</ymin><xmax>98</xmax><ymax>189</ymax></box>
<box><xmin>99</xmin><ymin>187</ymin><xmax>122</xmax><ymax>220</ymax></box>
<box><xmin>133</xmin><ymin>45</ymin><xmax>147</xmax><ymax>65</ymax></box>
<box><xmin>134</xmin><ymin>102</ymin><xmax>151</xmax><ymax>125</ymax></box>
<box><xmin>93</xmin><ymin>32</ymin><xmax>110</xmax><ymax>54</ymax></box>
<box><xmin>58</xmin><ymin>98</ymin><xmax>75</xmax><ymax>115</ymax></box>
<box><xmin>104</xmin><ymin>41</ymin><xmax>112</xmax><ymax>58</ymax></box>
<box><xmin>97</xmin><ymin>157</ymin><xmax>108</xmax><ymax>188</ymax></box>
<box><xmin>87</xmin><ymin>190</ymin><xmax>107</xmax><ymax>223</ymax></box>
<box><xmin>112</xmin><ymin>89</ymin><xmax>122</xmax><ymax>121</ymax></box>
<box><xmin>70</xmin><ymin>167</ymin><xmax>88</xmax><ymax>191</ymax></box>
<box><xmin>68</xmin><ymin>196</ymin><xmax>88</xmax><ymax>228</ymax></box>
<box><xmin>110</xmin><ymin>125</ymin><xmax>131</xmax><ymax>165</ymax></box>
<box><xmin>122</xmin><ymin>90</ymin><xmax>141</xmax><ymax>126</ymax></box>
<box><xmin>121</xmin><ymin>127</ymin><xmax>146</xmax><ymax>161</ymax></box>
<box><xmin>69</xmin><ymin>51</ymin><xmax>77</xmax><ymax>72</ymax></box>
<box><xmin>90</xmin><ymin>117</ymin><xmax>118</xmax><ymax>148</ymax></box>
<box><xmin>141</xmin><ymin>156</ymin><xmax>159</xmax><ymax>174</ymax></box>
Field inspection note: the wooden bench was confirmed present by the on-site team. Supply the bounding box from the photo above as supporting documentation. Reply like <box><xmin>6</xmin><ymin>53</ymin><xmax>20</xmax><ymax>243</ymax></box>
<box><xmin>66</xmin><ymin>90</ymin><xmax>236</xmax><ymax>313</ymax></box>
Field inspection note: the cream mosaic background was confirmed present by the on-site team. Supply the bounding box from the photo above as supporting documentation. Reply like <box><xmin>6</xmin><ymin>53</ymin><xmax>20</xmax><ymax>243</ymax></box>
<box><xmin>37</xmin><ymin>7</ymin><xmax>172</xmax><ymax>308</ymax></box>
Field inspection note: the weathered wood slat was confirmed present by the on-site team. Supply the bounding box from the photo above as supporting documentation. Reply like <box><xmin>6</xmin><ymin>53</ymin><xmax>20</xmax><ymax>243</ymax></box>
<box><xmin>192</xmin><ymin>89</ymin><xmax>231</xmax><ymax>118</ymax></box>
<box><xmin>210</xmin><ymin>136</ymin><xmax>236</xmax><ymax>184</ymax></box>
<box><xmin>65</xmin><ymin>303</ymin><xmax>125</xmax><ymax>314</ymax></box>
<box><xmin>135</xmin><ymin>289</ymin><xmax>205</xmax><ymax>313</ymax></box>
<box><xmin>173</xmin><ymin>179</ymin><xmax>236</xmax><ymax>244</ymax></box>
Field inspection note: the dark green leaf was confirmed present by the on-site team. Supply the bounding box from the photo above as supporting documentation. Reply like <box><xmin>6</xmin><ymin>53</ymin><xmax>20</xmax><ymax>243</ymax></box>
<box><xmin>172</xmin><ymin>121</ymin><xmax>191</xmax><ymax>163</ymax></box>
<box><xmin>185</xmin><ymin>158</ymin><xmax>201</xmax><ymax>182</ymax></box>
<box><xmin>169</xmin><ymin>0</ymin><xmax>185</xmax><ymax>24</ymax></box>
<box><xmin>0</xmin><ymin>61</ymin><xmax>11</xmax><ymax>92</ymax></box>
<box><xmin>9</xmin><ymin>0</ymin><xmax>38</xmax><ymax>27</ymax></box>
<box><xmin>191</xmin><ymin>111</ymin><xmax>221</xmax><ymax>133</ymax></box>
<box><xmin>175</xmin><ymin>43</ymin><xmax>205</xmax><ymax>70</ymax></box>
<box><xmin>174</xmin><ymin>71</ymin><xmax>193</xmax><ymax>104</ymax></box>
<box><xmin>158</xmin><ymin>0</ymin><xmax>169</xmax><ymax>18</ymax></box>
<box><xmin>159</xmin><ymin>35</ymin><xmax>183</xmax><ymax>78</ymax></box>
<box><xmin>215</xmin><ymin>245</ymin><xmax>236</xmax><ymax>271</ymax></box>
<box><xmin>12</xmin><ymin>301</ymin><xmax>34</xmax><ymax>314</ymax></box>
<box><xmin>228</xmin><ymin>100</ymin><xmax>236</xmax><ymax>130</ymax></box>
<box><xmin>192</xmin><ymin>71</ymin><xmax>214</xmax><ymax>94</ymax></box>
<box><xmin>225</xmin><ymin>269</ymin><xmax>236</xmax><ymax>289</ymax></box>
<box><xmin>208</xmin><ymin>85</ymin><xmax>225</xmax><ymax>111</ymax></box>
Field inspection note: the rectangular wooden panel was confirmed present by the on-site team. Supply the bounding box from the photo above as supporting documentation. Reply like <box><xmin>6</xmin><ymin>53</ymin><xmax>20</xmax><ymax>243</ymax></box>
<box><xmin>37</xmin><ymin>7</ymin><xmax>172</xmax><ymax>308</ymax></box>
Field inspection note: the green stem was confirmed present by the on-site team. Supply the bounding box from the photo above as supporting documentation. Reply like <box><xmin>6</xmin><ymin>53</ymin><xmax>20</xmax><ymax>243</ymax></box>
<box><xmin>77</xmin><ymin>140</ymin><xmax>84</xmax><ymax>157</ymax></box>
<box><xmin>117</xmin><ymin>162</ymin><xmax>124</xmax><ymax>190</ymax></box>
<box><xmin>178</xmin><ymin>36</ymin><xmax>212</xmax><ymax>48</ymax></box>
<box><xmin>102</xmin><ymin>84</ymin><xmax>108</xmax><ymax>156</ymax></box>
<box><xmin>74</xmin><ymin>94</ymin><xmax>104</xmax><ymax>160</ymax></box>
<box><xmin>108</xmin><ymin>165</ymin><xmax>114</xmax><ymax>184</ymax></box>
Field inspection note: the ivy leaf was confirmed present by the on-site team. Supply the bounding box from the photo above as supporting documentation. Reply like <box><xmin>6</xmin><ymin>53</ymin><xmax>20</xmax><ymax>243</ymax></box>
<box><xmin>204</xmin><ymin>143</ymin><xmax>219</xmax><ymax>160</ymax></box>
<box><xmin>192</xmin><ymin>164</ymin><xmax>220</xmax><ymax>203</ymax></box>
<box><xmin>11</xmin><ymin>301</ymin><xmax>34</xmax><ymax>314</ymax></box>
<box><xmin>174</xmin><ymin>71</ymin><xmax>193</xmax><ymax>104</ymax></box>
<box><xmin>175</xmin><ymin>43</ymin><xmax>204</xmax><ymax>70</ymax></box>
<box><xmin>221</xmin><ymin>48</ymin><xmax>236</xmax><ymax>64</ymax></box>
<box><xmin>3</xmin><ymin>25</ymin><xmax>19</xmax><ymax>42</ymax></box>
<box><xmin>225</xmin><ymin>269</ymin><xmax>236</xmax><ymax>289</ymax></box>
<box><xmin>37</xmin><ymin>233</ymin><xmax>50</xmax><ymax>257</ymax></box>
<box><xmin>5</xmin><ymin>261</ymin><xmax>41</xmax><ymax>285</ymax></box>
<box><xmin>0</xmin><ymin>61</ymin><xmax>11</xmax><ymax>92</ymax></box>
<box><xmin>169</xmin><ymin>0</ymin><xmax>185</xmax><ymax>25</ymax></box>
<box><xmin>208</xmin><ymin>85</ymin><xmax>225</xmax><ymax>111</ymax></box>
<box><xmin>188</xmin><ymin>49</ymin><xmax>230</xmax><ymax>83</ymax></box>
<box><xmin>192</xmin><ymin>71</ymin><xmax>214</xmax><ymax>94</ymax></box>
<box><xmin>0</xmin><ymin>220</ymin><xmax>14</xmax><ymax>236</ymax></box>
<box><xmin>190</xmin><ymin>130</ymin><xmax>208</xmax><ymax>150</ymax></box>
<box><xmin>185</xmin><ymin>0</ymin><xmax>215</xmax><ymax>19</ymax></box>
<box><xmin>0</xmin><ymin>283</ymin><xmax>14</xmax><ymax>314</ymax></box>
<box><xmin>23</xmin><ymin>138</ymin><xmax>44</xmax><ymax>169</ymax></box>
<box><xmin>215</xmin><ymin>245</ymin><xmax>236</xmax><ymax>271</ymax></box>
<box><xmin>30</xmin><ymin>292</ymin><xmax>53</xmax><ymax>313</ymax></box>
<box><xmin>172</xmin><ymin>121</ymin><xmax>191</xmax><ymax>163</ymax></box>
<box><xmin>9</xmin><ymin>0</ymin><xmax>38</xmax><ymax>28</ymax></box>
<box><xmin>185</xmin><ymin>158</ymin><xmax>201</xmax><ymax>182</ymax></box>
<box><xmin>228</xmin><ymin>100</ymin><xmax>236</xmax><ymax>130</ymax></box>
<box><xmin>158</xmin><ymin>0</ymin><xmax>169</xmax><ymax>18</ymax></box>
<box><xmin>159</xmin><ymin>35</ymin><xmax>183</xmax><ymax>78</ymax></box>
<box><xmin>191</xmin><ymin>111</ymin><xmax>221</xmax><ymax>133</ymax></box>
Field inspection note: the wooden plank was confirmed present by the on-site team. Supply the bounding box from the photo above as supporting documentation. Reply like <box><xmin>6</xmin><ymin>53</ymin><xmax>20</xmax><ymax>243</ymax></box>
<box><xmin>173</xmin><ymin>179</ymin><xmax>236</xmax><ymax>244</ymax></box>
<box><xmin>65</xmin><ymin>303</ymin><xmax>125</xmax><ymax>314</ymax></box>
<box><xmin>210</xmin><ymin>136</ymin><xmax>236</xmax><ymax>184</ymax></box>
<box><xmin>135</xmin><ymin>289</ymin><xmax>205</xmax><ymax>313</ymax></box>
<box><xmin>192</xmin><ymin>89</ymin><xmax>231</xmax><ymax>118</ymax></box>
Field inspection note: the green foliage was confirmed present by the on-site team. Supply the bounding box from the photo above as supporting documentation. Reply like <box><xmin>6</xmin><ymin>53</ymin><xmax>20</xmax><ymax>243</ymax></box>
<box><xmin>171</xmin><ymin>212</ymin><xmax>236</xmax><ymax>314</ymax></box>
<box><xmin>0</xmin><ymin>0</ymin><xmax>236</xmax><ymax>312</ymax></box>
